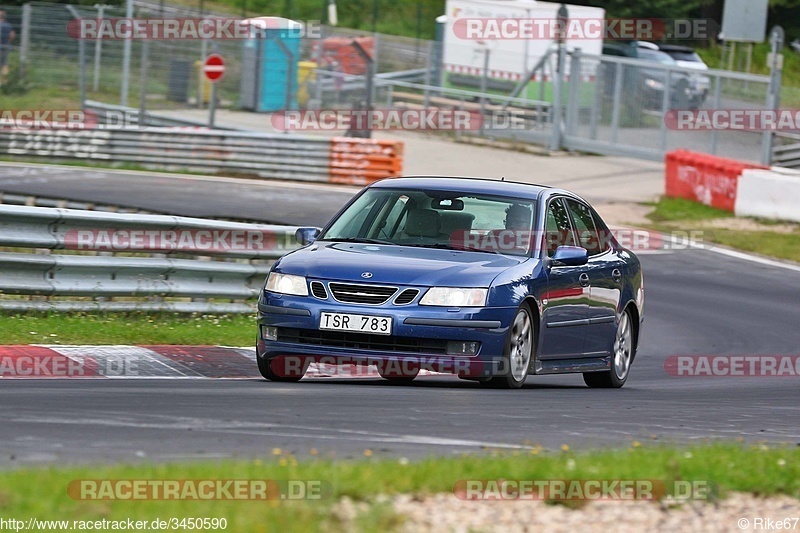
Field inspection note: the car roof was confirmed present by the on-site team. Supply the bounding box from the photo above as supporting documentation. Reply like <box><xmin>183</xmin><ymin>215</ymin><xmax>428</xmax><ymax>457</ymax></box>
<box><xmin>656</xmin><ymin>44</ymin><xmax>697</xmax><ymax>53</ymax></box>
<box><xmin>369</xmin><ymin>176</ymin><xmax>554</xmax><ymax>200</ymax></box>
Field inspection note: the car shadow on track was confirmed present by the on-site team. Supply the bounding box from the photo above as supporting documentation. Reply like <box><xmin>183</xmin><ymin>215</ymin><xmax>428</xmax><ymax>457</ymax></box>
<box><xmin>249</xmin><ymin>377</ymin><xmax>591</xmax><ymax>390</ymax></box>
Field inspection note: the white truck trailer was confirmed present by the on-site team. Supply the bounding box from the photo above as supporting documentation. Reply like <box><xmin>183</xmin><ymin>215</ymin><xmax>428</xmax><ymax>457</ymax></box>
<box><xmin>442</xmin><ymin>0</ymin><xmax>605</xmax><ymax>93</ymax></box>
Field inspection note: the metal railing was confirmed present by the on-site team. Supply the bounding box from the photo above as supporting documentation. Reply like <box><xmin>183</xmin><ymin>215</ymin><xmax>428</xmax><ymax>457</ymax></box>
<box><xmin>0</xmin><ymin>127</ymin><xmax>382</xmax><ymax>183</ymax></box>
<box><xmin>772</xmin><ymin>133</ymin><xmax>800</xmax><ymax>168</ymax></box>
<box><xmin>0</xmin><ymin>204</ymin><xmax>301</xmax><ymax>313</ymax></box>
<box><xmin>84</xmin><ymin>100</ymin><xmax>237</xmax><ymax>130</ymax></box>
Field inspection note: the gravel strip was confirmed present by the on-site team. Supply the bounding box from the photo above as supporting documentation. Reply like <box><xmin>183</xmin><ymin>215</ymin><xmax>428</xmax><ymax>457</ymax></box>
<box><xmin>334</xmin><ymin>493</ymin><xmax>800</xmax><ymax>532</ymax></box>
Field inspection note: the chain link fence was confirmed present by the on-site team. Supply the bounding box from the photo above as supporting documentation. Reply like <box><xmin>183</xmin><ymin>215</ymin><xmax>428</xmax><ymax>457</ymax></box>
<box><xmin>1</xmin><ymin>3</ymin><xmax>435</xmax><ymax>113</ymax></box>
<box><xmin>0</xmin><ymin>3</ymin><xmax>787</xmax><ymax>165</ymax></box>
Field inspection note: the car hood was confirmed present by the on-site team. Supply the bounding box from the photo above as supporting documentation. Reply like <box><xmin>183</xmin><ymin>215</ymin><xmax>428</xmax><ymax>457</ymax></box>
<box><xmin>275</xmin><ymin>242</ymin><xmax>530</xmax><ymax>287</ymax></box>
<box><xmin>674</xmin><ymin>60</ymin><xmax>709</xmax><ymax>71</ymax></box>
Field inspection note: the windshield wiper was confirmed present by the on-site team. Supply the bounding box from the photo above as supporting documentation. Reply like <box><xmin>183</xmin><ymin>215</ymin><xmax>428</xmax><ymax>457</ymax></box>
<box><xmin>325</xmin><ymin>237</ymin><xmax>395</xmax><ymax>245</ymax></box>
<box><xmin>401</xmin><ymin>243</ymin><xmax>505</xmax><ymax>255</ymax></box>
<box><xmin>400</xmin><ymin>243</ymin><xmax>479</xmax><ymax>252</ymax></box>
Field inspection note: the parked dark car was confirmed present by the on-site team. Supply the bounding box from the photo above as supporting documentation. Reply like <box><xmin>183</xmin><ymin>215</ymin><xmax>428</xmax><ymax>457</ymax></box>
<box><xmin>651</xmin><ymin>43</ymin><xmax>711</xmax><ymax>101</ymax></box>
<box><xmin>601</xmin><ymin>42</ymin><xmax>705</xmax><ymax>110</ymax></box>
<box><xmin>257</xmin><ymin>177</ymin><xmax>645</xmax><ymax>389</ymax></box>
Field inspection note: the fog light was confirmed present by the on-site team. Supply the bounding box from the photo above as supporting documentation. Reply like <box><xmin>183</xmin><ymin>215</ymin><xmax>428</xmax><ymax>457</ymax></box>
<box><xmin>261</xmin><ymin>326</ymin><xmax>278</xmax><ymax>341</ymax></box>
<box><xmin>446</xmin><ymin>341</ymin><xmax>480</xmax><ymax>356</ymax></box>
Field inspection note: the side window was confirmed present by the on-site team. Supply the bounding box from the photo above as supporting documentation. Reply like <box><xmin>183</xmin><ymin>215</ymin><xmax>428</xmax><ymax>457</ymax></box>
<box><xmin>566</xmin><ymin>199</ymin><xmax>603</xmax><ymax>256</ymax></box>
<box><xmin>545</xmin><ymin>199</ymin><xmax>575</xmax><ymax>258</ymax></box>
<box><xmin>377</xmin><ymin>195</ymin><xmax>409</xmax><ymax>239</ymax></box>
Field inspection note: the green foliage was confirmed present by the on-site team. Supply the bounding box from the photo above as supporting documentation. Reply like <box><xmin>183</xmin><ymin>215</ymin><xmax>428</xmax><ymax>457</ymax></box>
<box><xmin>0</xmin><ymin>58</ymin><xmax>31</xmax><ymax>95</ymax></box>
<box><xmin>567</xmin><ymin>0</ymin><xmax>708</xmax><ymax>19</ymax></box>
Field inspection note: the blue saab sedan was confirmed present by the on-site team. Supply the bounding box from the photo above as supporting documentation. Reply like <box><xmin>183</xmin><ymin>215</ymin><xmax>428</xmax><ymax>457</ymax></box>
<box><xmin>257</xmin><ymin>177</ymin><xmax>644</xmax><ymax>389</ymax></box>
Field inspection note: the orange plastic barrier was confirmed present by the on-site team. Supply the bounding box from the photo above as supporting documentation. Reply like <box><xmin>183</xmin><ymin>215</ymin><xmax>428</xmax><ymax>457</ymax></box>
<box><xmin>665</xmin><ymin>150</ymin><xmax>768</xmax><ymax>212</ymax></box>
<box><xmin>329</xmin><ymin>138</ymin><xmax>404</xmax><ymax>185</ymax></box>
<box><xmin>313</xmin><ymin>37</ymin><xmax>375</xmax><ymax>76</ymax></box>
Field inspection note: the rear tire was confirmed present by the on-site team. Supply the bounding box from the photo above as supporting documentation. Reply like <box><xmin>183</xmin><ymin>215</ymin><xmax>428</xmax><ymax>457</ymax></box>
<box><xmin>257</xmin><ymin>354</ymin><xmax>309</xmax><ymax>382</ymax></box>
<box><xmin>583</xmin><ymin>308</ymin><xmax>634</xmax><ymax>389</ymax></box>
<box><xmin>481</xmin><ymin>304</ymin><xmax>534</xmax><ymax>389</ymax></box>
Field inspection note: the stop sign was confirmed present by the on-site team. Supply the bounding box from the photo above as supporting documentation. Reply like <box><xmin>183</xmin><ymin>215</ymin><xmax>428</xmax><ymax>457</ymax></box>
<box><xmin>203</xmin><ymin>54</ymin><xmax>226</xmax><ymax>82</ymax></box>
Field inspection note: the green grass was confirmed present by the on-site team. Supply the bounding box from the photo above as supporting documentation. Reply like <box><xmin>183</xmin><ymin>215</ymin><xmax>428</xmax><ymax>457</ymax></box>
<box><xmin>646</xmin><ymin>197</ymin><xmax>734</xmax><ymax>223</ymax></box>
<box><xmin>701</xmin><ymin>228</ymin><xmax>800</xmax><ymax>261</ymax></box>
<box><xmin>644</xmin><ymin>197</ymin><xmax>800</xmax><ymax>263</ymax></box>
<box><xmin>0</xmin><ymin>444</ymin><xmax>797</xmax><ymax>532</ymax></box>
<box><xmin>0</xmin><ymin>312</ymin><xmax>254</xmax><ymax>345</ymax></box>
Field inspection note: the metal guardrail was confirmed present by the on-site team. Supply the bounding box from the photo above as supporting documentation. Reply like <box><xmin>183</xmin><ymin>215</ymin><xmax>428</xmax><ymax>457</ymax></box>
<box><xmin>772</xmin><ymin>133</ymin><xmax>800</xmax><ymax>168</ymax></box>
<box><xmin>0</xmin><ymin>204</ymin><xmax>302</xmax><ymax>313</ymax></box>
<box><xmin>0</xmin><ymin>205</ymin><xmax>299</xmax><ymax>259</ymax></box>
<box><xmin>0</xmin><ymin>124</ymin><xmax>404</xmax><ymax>185</ymax></box>
<box><xmin>0</xmin><ymin>127</ymin><xmax>333</xmax><ymax>182</ymax></box>
<box><xmin>84</xmin><ymin>100</ymin><xmax>239</xmax><ymax>130</ymax></box>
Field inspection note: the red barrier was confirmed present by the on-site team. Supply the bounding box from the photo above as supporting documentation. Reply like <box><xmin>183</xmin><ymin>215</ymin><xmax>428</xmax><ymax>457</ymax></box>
<box><xmin>329</xmin><ymin>137</ymin><xmax>404</xmax><ymax>185</ymax></box>
<box><xmin>665</xmin><ymin>150</ymin><xmax>768</xmax><ymax>212</ymax></box>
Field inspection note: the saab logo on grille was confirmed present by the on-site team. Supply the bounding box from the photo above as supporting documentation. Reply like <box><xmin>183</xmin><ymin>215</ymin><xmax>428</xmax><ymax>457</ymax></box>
<box><xmin>361</xmin><ymin>272</ymin><xmax>373</xmax><ymax>279</ymax></box>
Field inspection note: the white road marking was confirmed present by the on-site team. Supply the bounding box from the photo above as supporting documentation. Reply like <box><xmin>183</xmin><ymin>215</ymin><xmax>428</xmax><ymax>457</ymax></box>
<box><xmin>8</xmin><ymin>415</ymin><xmax>532</xmax><ymax>450</ymax></box>
<box><xmin>660</xmin><ymin>232</ymin><xmax>800</xmax><ymax>273</ymax></box>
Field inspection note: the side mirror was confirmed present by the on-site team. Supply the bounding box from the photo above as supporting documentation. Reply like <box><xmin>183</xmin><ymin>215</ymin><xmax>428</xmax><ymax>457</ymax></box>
<box><xmin>295</xmin><ymin>227</ymin><xmax>321</xmax><ymax>245</ymax></box>
<box><xmin>551</xmin><ymin>246</ymin><xmax>589</xmax><ymax>267</ymax></box>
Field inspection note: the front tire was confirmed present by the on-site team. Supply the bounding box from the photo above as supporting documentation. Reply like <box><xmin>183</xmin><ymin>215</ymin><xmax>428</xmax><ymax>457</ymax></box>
<box><xmin>378</xmin><ymin>368</ymin><xmax>420</xmax><ymax>383</ymax></box>
<box><xmin>583</xmin><ymin>308</ymin><xmax>634</xmax><ymax>388</ymax></box>
<box><xmin>482</xmin><ymin>304</ymin><xmax>534</xmax><ymax>389</ymax></box>
<box><xmin>257</xmin><ymin>354</ymin><xmax>309</xmax><ymax>382</ymax></box>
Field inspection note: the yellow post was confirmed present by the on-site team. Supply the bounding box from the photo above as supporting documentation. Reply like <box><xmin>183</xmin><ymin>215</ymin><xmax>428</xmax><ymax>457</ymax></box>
<box><xmin>194</xmin><ymin>60</ymin><xmax>212</xmax><ymax>105</ymax></box>
<box><xmin>297</xmin><ymin>61</ymin><xmax>318</xmax><ymax>107</ymax></box>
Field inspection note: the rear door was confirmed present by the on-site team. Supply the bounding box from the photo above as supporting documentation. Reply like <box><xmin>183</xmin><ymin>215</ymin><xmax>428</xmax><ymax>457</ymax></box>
<box><xmin>565</xmin><ymin>199</ymin><xmax>622</xmax><ymax>355</ymax></box>
<box><xmin>540</xmin><ymin>198</ymin><xmax>589</xmax><ymax>359</ymax></box>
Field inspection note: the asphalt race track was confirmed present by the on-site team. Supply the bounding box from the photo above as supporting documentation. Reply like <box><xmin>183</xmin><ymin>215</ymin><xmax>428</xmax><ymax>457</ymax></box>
<box><xmin>0</xmin><ymin>164</ymin><xmax>355</xmax><ymax>226</ymax></box>
<box><xmin>1</xmin><ymin>167</ymin><xmax>800</xmax><ymax>466</ymax></box>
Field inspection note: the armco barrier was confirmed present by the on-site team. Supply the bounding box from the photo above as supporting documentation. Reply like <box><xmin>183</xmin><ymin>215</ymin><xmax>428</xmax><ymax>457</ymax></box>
<box><xmin>0</xmin><ymin>128</ymin><xmax>403</xmax><ymax>185</ymax></box>
<box><xmin>735</xmin><ymin>168</ymin><xmax>800</xmax><ymax>223</ymax></box>
<box><xmin>0</xmin><ymin>204</ymin><xmax>299</xmax><ymax>259</ymax></box>
<box><xmin>665</xmin><ymin>150</ymin><xmax>768</xmax><ymax>212</ymax></box>
<box><xmin>0</xmin><ymin>204</ymin><xmax>301</xmax><ymax>313</ymax></box>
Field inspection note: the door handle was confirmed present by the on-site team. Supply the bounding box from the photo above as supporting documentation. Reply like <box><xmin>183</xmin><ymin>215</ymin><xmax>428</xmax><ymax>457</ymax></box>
<box><xmin>579</xmin><ymin>273</ymin><xmax>590</xmax><ymax>287</ymax></box>
<box><xmin>612</xmin><ymin>269</ymin><xmax>622</xmax><ymax>283</ymax></box>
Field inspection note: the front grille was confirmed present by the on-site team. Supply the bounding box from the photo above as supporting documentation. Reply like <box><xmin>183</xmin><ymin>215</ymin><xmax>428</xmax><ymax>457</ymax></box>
<box><xmin>277</xmin><ymin>328</ymin><xmax>449</xmax><ymax>354</ymax></box>
<box><xmin>329</xmin><ymin>282</ymin><xmax>397</xmax><ymax>305</ymax></box>
<box><xmin>310</xmin><ymin>281</ymin><xmax>328</xmax><ymax>299</ymax></box>
<box><xmin>394</xmin><ymin>288</ymin><xmax>420</xmax><ymax>305</ymax></box>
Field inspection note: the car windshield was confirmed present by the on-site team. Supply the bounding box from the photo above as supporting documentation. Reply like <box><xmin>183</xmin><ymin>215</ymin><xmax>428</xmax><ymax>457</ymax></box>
<box><xmin>638</xmin><ymin>49</ymin><xmax>676</xmax><ymax>65</ymax></box>
<box><xmin>319</xmin><ymin>188</ymin><xmax>537</xmax><ymax>256</ymax></box>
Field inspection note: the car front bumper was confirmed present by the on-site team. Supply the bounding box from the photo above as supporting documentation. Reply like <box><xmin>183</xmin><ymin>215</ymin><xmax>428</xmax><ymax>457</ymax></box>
<box><xmin>256</xmin><ymin>292</ymin><xmax>519</xmax><ymax>378</ymax></box>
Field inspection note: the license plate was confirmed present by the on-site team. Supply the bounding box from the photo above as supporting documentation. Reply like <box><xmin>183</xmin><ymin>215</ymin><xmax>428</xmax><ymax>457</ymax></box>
<box><xmin>320</xmin><ymin>312</ymin><xmax>392</xmax><ymax>335</ymax></box>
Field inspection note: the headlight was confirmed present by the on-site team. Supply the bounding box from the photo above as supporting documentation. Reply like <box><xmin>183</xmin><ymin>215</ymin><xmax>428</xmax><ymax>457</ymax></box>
<box><xmin>265</xmin><ymin>272</ymin><xmax>308</xmax><ymax>296</ymax></box>
<box><xmin>419</xmin><ymin>287</ymin><xmax>488</xmax><ymax>307</ymax></box>
<box><xmin>644</xmin><ymin>78</ymin><xmax>664</xmax><ymax>90</ymax></box>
